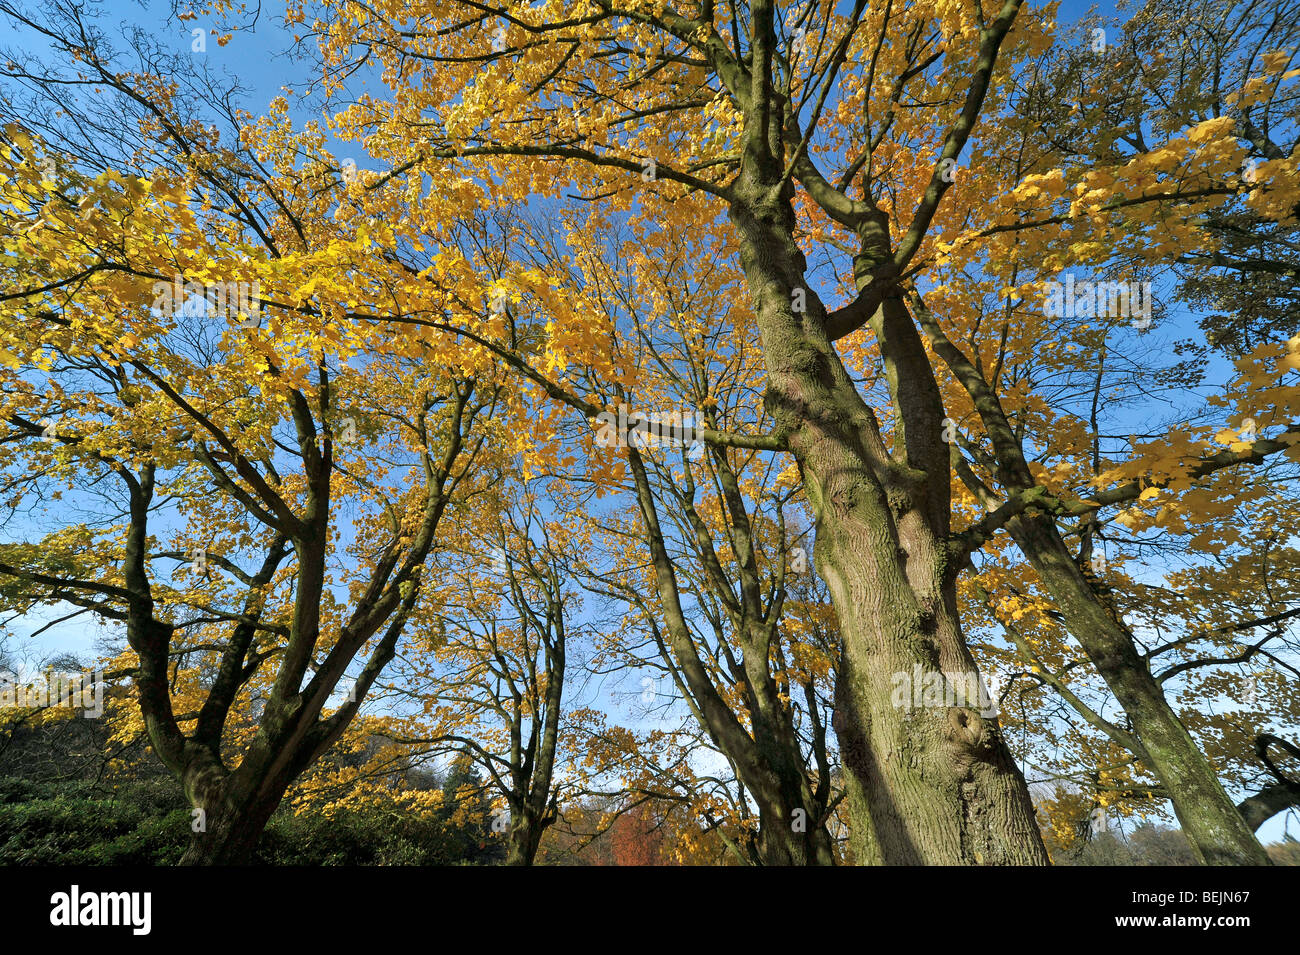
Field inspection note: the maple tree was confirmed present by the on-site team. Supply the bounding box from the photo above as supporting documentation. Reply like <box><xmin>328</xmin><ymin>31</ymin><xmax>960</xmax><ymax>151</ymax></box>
<box><xmin>287</xmin><ymin>0</ymin><xmax>1060</xmax><ymax>865</ymax></box>
<box><xmin>0</xmin><ymin>0</ymin><xmax>1297</xmax><ymax>868</ymax></box>
<box><xmin>0</xmin><ymin>4</ymin><xmax>501</xmax><ymax>863</ymax></box>
<box><xmin>285</xmin><ymin>0</ymin><xmax>1300</xmax><ymax>864</ymax></box>
<box><xmin>380</xmin><ymin>480</ymin><xmax>580</xmax><ymax>866</ymax></box>
<box><xmin>510</xmin><ymin>209</ymin><xmax>844</xmax><ymax>864</ymax></box>
<box><xmin>915</xmin><ymin>0</ymin><xmax>1300</xmax><ymax>863</ymax></box>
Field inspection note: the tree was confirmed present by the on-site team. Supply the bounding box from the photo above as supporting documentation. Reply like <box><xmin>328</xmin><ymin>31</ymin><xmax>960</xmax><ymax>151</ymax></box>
<box><xmin>605</xmin><ymin>801</ymin><xmax>668</xmax><ymax>865</ymax></box>
<box><xmin>387</xmin><ymin>479</ymin><xmax>578</xmax><ymax>865</ymax></box>
<box><xmin>296</xmin><ymin>0</ymin><xmax>1073</xmax><ymax>863</ymax></box>
<box><xmin>293</xmin><ymin>0</ymin><xmax>1300</xmax><ymax>862</ymax></box>
<box><xmin>3</xmin><ymin>0</ymin><xmax>1296</xmax><ymax>867</ymax></box>
<box><xmin>917</xmin><ymin>0</ymin><xmax>1300</xmax><ymax>861</ymax></box>
<box><xmin>0</xmin><ymin>3</ymin><xmax>497</xmax><ymax>862</ymax></box>
<box><xmin>520</xmin><ymin>208</ymin><xmax>843</xmax><ymax>864</ymax></box>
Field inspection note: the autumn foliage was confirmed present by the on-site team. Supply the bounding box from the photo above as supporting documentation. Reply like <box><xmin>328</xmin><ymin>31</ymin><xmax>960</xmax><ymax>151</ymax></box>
<box><xmin>0</xmin><ymin>0</ymin><xmax>1297</xmax><ymax>866</ymax></box>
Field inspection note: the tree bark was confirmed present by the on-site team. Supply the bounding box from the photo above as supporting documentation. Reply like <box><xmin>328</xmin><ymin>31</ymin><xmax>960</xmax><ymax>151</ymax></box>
<box><xmin>505</xmin><ymin>809</ymin><xmax>547</xmax><ymax>866</ymax></box>
<box><xmin>178</xmin><ymin>755</ymin><xmax>289</xmax><ymax>865</ymax></box>
<box><xmin>753</xmin><ymin>793</ymin><xmax>837</xmax><ymax>865</ymax></box>
<box><xmin>1009</xmin><ymin>510</ymin><xmax>1271</xmax><ymax>865</ymax></box>
<box><xmin>728</xmin><ymin>177</ymin><xmax>1048</xmax><ymax>864</ymax></box>
<box><xmin>180</xmin><ymin>798</ymin><xmax>281</xmax><ymax>865</ymax></box>
<box><xmin>1238</xmin><ymin>784</ymin><xmax>1300</xmax><ymax>832</ymax></box>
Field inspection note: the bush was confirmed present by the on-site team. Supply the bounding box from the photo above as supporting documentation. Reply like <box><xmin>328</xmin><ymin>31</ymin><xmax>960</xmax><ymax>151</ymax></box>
<box><xmin>0</xmin><ymin>775</ymin><xmax>502</xmax><ymax>865</ymax></box>
<box><xmin>256</xmin><ymin>804</ymin><xmax>502</xmax><ymax>865</ymax></box>
<box><xmin>0</xmin><ymin>778</ymin><xmax>189</xmax><ymax>865</ymax></box>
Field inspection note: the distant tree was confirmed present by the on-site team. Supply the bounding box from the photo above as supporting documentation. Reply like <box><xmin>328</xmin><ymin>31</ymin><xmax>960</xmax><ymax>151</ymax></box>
<box><xmin>437</xmin><ymin>752</ymin><xmax>505</xmax><ymax>865</ymax></box>
<box><xmin>1056</xmin><ymin>822</ymin><xmax>1199</xmax><ymax>866</ymax></box>
<box><xmin>605</xmin><ymin>803</ymin><xmax>667</xmax><ymax>867</ymax></box>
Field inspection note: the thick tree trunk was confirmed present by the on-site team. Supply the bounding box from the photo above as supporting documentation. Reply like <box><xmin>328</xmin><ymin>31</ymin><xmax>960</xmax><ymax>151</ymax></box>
<box><xmin>504</xmin><ymin>813</ymin><xmax>545</xmax><ymax>866</ymax></box>
<box><xmin>728</xmin><ymin>179</ymin><xmax>1048</xmax><ymax>865</ymax></box>
<box><xmin>822</xmin><ymin>509</ymin><xmax>1047</xmax><ymax>864</ymax></box>
<box><xmin>179</xmin><ymin>793</ymin><xmax>282</xmax><ymax>865</ymax></box>
<box><xmin>177</xmin><ymin>745</ymin><xmax>294</xmax><ymax>865</ymax></box>
<box><xmin>754</xmin><ymin>797</ymin><xmax>836</xmax><ymax>865</ymax></box>
<box><xmin>1010</xmin><ymin>511</ymin><xmax>1271</xmax><ymax>865</ymax></box>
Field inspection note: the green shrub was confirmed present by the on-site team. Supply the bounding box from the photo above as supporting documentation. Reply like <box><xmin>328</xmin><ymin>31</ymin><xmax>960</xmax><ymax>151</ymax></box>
<box><xmin>0</xmin><ymin>775</ymin><xmax>502</xmax><ymax>865</ymax></box>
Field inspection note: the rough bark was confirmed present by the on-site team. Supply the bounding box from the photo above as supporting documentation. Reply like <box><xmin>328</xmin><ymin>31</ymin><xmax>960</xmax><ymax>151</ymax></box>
<box><xmin>1009</xmin><ymin>510</ymin><xmax>1271</xmax><ymax>865</ymax></box>
<box><xmin>728</xmin><ymin>172</ymin><xmax>1047</xmax><ymax>864</ymax></box>
<box><xmin>505</xmin><ymin>806</ymin><xmax>548</xmax><ymax>866</ymax></box>
<box><xmin>179</xmin><ymin>769</ymin><xmax>287</xmax><ymax>865</ymax></box>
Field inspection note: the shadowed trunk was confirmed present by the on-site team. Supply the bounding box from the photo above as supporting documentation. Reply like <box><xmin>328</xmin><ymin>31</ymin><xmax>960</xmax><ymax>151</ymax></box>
<box><xmin>729</xmin><ymin>174</ymin><xmax>1048</xmax><ymax>864</ymax></box>
<box><xmin>180</xmin><ymin>798</ymin><xmax>282</xmax><ymax>865</ymax></box>
<box><xmin>177</xmin><ymin>750</ymin><xmax>293</xmax><ymax>865</ymax></box>
<box><xmin>505</xmin><ymin>806</ymin><xmax>548</xmax><ymax>866</ymax></box>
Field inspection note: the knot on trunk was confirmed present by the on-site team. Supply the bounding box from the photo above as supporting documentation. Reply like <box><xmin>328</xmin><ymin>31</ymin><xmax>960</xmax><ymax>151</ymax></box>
<box><xmin>945</xmin><ymin>706</ymin><xmax>994</xmax><ymax>757</ymax></box>
<box><xmin>181</xmin><ymin>743</ymin><xmax>231</xmax><ymax>816</ymax></box>
<box><xmin>886</xmin><ymin>487</ymin><xmax>913</xmax><ymax>514</ymax></box>
<box><xmin>916</xmin><ymin>607</ymin><xmax>937</xmax><ymax>634</ymax></box>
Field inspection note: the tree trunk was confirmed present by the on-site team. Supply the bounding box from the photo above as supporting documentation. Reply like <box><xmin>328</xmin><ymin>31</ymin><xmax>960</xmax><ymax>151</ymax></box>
<box><xmin>754</xmin><ymin>797</ymin><xmax>836</xmax><ymax>865</ymax></box>
<box><xmin>741</xmin><ymin>630</ymin><xmax>838</xmax><ymax>864</ymax></box>
<box><xmin>1010</xmin><ymin>511</ymin><xmax>1271</xmax><ymax>865</ymax></box>
<box><xmin>822</xmin><ymin>516</ymin><xmax>1048</xmax><ymax>864</ymax></box>
<box><xmin>749</xmin><ymin>707</ymin><xmax>837</xmax><ymax>864</ymax></box>
<box><xmin>179</xmin><ymin>793</ymin><xmax>282</xmax><ymax>865</ymax></box>
<box><xmin>728</xmin><ymin>179</ymin><xmax>1049</xmax><ymax>865</ymax></box>
<box><xmin>504</xmin><ymin>812</ymin><xmax>545</xmax><ymax>866</ymax></box>
<box><xmin>177</xmin><ymin>745</ymin><xmax>293</xmax><ymax>865</ymax></box>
